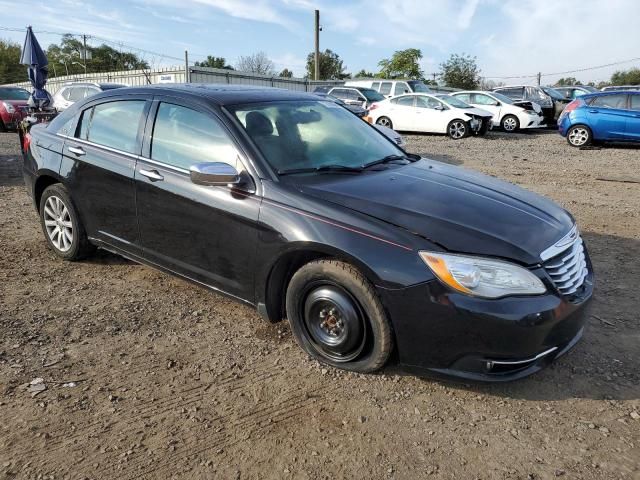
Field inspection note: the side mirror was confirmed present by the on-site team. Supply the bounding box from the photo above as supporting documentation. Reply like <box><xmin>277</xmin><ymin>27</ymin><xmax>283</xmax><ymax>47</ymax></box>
<box><xmin>190</xmin><ymin>162</ymin><xmax>240</xmax><ymax>186</ymax></box>
<box><xmin>434</xmin><ymin>105</ymin><xmax>446</xmax><ymax>111</ymax></box>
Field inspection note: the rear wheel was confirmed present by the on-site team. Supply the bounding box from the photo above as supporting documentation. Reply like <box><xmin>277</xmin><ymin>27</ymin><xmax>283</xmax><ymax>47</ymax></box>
<box><xmin>286</xmin><ymin>259</ymin><xmax>393</xmax><ymax>373</ymax></box>
<box><xmin>447</xmin><ymin>119</ymin><xmax>468</xmax><ymax>139</ymax></box>
<box><xmin>39</xmin><ymin>184</ymin><xmax>95</xmax><ymax>260</ymax></box>
<box><xmin>375</xmin><ymin>116</ymin><xmax>393</xmax><ymax>129</ymax></box>
<box><xmin>501</xmin><ymin>114</ymin><xmax>519</xmax><ymax>132</ymax></box>
<box><xmin>567</xmin><ymin>125</ymin><xmax>592</xmax><ymax>147</ymax></box>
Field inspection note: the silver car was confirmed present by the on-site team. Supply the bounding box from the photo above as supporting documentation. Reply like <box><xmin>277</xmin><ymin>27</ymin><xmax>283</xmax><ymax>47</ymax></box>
<box><xmin>52</xmin><ymin>82</ymin><xmax>127</xmax><ymax>112</ymax></box>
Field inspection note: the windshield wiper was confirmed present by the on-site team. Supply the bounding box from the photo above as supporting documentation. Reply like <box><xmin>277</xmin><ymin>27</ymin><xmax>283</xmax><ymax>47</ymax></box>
<box><xmin>277</xmin><ymin>164</ymin><xmax>364</xmax><ymax>176</ymax></box>
<box><xmin>362</xmin><ymin>154</ymin><xmax>412</xmax><ymax>170</ymax></box>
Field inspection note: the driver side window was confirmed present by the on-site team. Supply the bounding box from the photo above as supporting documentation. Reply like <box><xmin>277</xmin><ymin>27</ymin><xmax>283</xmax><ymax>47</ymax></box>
<box><xmin>151</xmin><ymin>103</ymin><xmax>238</xmax><ymax>171</ymax></box>
<box><xmin>416</xmin><ymin>96</ymin><xmax>444</xmax><ymax>109</ymax></box>
<box><xmin>473</xmin><ymin>94</ymin><xmax>497</xmax><ymax>106</ymax></box>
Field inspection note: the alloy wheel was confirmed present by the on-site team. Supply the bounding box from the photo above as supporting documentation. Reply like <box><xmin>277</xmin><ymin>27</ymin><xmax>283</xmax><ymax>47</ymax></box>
<box><xmin>43</xmin><ymin>195</ymin><xmax>73</xmax><ymax>252</ymax></box>
<box><xmin>568</xmin><ymin>127</ymin><xmax>589</xmax><ymax>146</ymax></box>
<box><xmin>449</xmin><ymin>121</ymin><xmax>466</xmax><ymax>139</ymax></box>
<box><xmin>302</xmin><ymin>284</ymin><xmax>366</xmax><ymax>362</ymax></box>
<box><xmin>503</xmin><ymin>117</ymin><xmax>518</xmax><ymax>132</ymax></box>
<box><xmin>376</xmin><ymin>117</ymin><xmax>392</xmax><ymax>128</ymax></box>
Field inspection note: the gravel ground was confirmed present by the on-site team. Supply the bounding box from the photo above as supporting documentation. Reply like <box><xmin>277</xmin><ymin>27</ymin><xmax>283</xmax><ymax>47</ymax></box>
<box><xmin>1</xmin><ymin>129</ymin><xmax>639</xmax><ymax>480</ymax></box>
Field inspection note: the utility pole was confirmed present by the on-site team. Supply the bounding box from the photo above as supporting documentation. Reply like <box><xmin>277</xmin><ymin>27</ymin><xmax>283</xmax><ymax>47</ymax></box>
<box><xmin>314</xmin><ymin>9</ymin><xmax>320</xmax><ymax>81</ymax></box>
<box><xmin>537</xmin><ymin>72</ymin><xmax>541</xmax><ymax>86</ymax></box>
<box><xmin>185</xmin><ymin>50</ymin><xmax>190</xmax><ymax>83</ymax></box>
<box><xmin>432</xmin><ymin>72</ymin><xmax>437</xmax><ymax>83</ymax></box>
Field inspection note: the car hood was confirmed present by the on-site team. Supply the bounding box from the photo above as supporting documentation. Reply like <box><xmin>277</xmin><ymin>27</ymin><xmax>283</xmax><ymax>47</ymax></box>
<box><xmin>460</xmin><ymin>107</ymin><xmax>493</xmax><ymax>117</ymax></box>
<box><xmin>296</xmin><ymin>159</ymin><xmax>574</xmax><ymax>265</ymax></box>
<box><xmin>513</xmin><ymin>101</ymin><xmax>542</xmax><ymax>113</ymax></box>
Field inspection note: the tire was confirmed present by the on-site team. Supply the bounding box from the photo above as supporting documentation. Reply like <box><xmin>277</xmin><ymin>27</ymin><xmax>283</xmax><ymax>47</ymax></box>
<box><xmin>447</xmin><ymin>119</ymin><xmax>468</xmax><ymax>139</ymax></box>
<box><xmin>375</xmin><ymin>116</ymin><xmax>393</xmax><ymax>129</ymax></box>
<box><xmin>39</xmin><ymin>184</ymin><xmax>95</xmax><ymax>260</ymax></box>
<box><xmin>566</xmin><ymin>124</ymin><xmax>592</xmax><ymax>147</ymax></box>
<box><xmin>286</xmin><ymin>259</ymin><xmax>393</xmax><ymax>373</ymax></box>
<box><xmin>501</xmin><ymin>114</ymin><xmax>519</xmax><ymax>132</ymax></box>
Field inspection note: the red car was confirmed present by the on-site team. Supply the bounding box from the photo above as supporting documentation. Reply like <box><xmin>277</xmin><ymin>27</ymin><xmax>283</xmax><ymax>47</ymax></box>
<box><xmin>0</xmin><ymin>87</ymin><xmax>30</xmax><ymax>132</ymax></box>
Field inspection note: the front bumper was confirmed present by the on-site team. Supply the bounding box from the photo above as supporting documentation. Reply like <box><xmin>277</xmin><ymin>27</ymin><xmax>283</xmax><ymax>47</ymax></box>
<box><xmin>378</xmin><ymin>268</ymin><xmax>593</xmax><ymax>382</ymax></box>
<box><xmin>519</xmin><ymin>112</ymin><xmax>546</xmax><ymax>129</ymax></box>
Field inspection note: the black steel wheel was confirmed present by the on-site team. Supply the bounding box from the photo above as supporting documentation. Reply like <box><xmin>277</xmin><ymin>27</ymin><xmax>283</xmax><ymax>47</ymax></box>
<box><xmin>286</xmin><ymin>260</ymin><xmax>393</xmax><ymax>373</ymax></box>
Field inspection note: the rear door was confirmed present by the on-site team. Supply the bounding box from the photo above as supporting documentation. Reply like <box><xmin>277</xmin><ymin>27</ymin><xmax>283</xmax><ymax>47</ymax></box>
<box><xmin>587</xmin><ymin>94</ymin><xmax>629</xmax><ymax>139</ymax></box>
<box><xmin>60</xmin><ymin>96</ymin><xmax>150</xmax><ymax>255</ymax></box>
<box><xmin>135</xmin><ymin>97</ymin><xmax>260</xmax><ymax>300</ymax></box>
<box><xmin>625</xmin><ymin>93</ymin><xmax>640</xmax><ymax>139</ymax></box>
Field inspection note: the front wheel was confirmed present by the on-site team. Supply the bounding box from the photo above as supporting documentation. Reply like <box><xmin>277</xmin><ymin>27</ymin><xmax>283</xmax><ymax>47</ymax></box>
<box><xmin>567</xmin><ymin>125</ymin><xmax>592</xmax><ymax>147</ymax></box>
<box><xmin>286</xmin><ymin>260</ymin><xmax>393</xmax><ymax>373</ymax></box>
<box><xmin>39</xmin><ymin>184</ymin><xmax>95</xmax><ymax>260</ymax></box>
<box><xmin>375</xmin><ymin>116</ymin><xmax>393</xmax><ymax>129</ymax></box>
<box><xmin>447</xmin><ymin>119</ymin><xmax>468</xmax><ymax>139</ymax></box>
<box><xmin>501</xmin><ymin>114</ymin><xmax>519</xmax><ymax>132</ymax></box>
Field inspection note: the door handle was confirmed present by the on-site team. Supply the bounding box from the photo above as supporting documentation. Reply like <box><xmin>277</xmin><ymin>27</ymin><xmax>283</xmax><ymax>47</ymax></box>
<box><xmin>588</xmin><ymin>110</ymin><xmax>598</xmax><ymax>113</ymax></box>
<box><xmin>139</xmin><ymin>169</ymin><xmax>164</xmax><ymax>182</ymax></box>
<box><xmin>68</xmin><ymin>146</ymin><xmax>85</xmax><ymax>156</ymax></box>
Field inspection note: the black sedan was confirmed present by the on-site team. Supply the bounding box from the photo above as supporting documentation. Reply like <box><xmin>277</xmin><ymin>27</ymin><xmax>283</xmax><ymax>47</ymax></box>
<box><xmin>22</xmin><ymin>84</ymin><xmax>593</xmax><ymax>381</ymax></box>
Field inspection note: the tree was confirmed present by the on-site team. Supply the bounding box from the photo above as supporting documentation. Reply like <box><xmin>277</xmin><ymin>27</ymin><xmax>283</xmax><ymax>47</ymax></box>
<box><xmin>194</xmin><ymin>55</ymin><xmax>233</xmax><ymax>70</ymax></box>
<box><xmin>306</xmin><ymin>49</ymin><xmax>349</xmax><ymax>80</ymax></box>
<box><xmin>46</xmin><ymin>34</ymin><xmax>148</xmax><ymax>76</ymax></box>
<box><xmin>377</xmin><ymin>48</ymin><xmax>423</xmax><ymax>79</ymax></box>
<box><xmin>555</xmin><ymin>77</ymin><xmax>580</xmax><ymax>86</ymax></box>
<box><xmin>0</xmin><ymin>39</ymin><xmax>24</xmax><ymax>84</ymax></box>
<box><xmin>236</xmin><ymin>52</ymin><xmax>275</xmax><ymax>75</ymax></box>
<box><xmin>354</xmin><ymin>69</ymin><xmax>375</xmax><ymax>78</ymax></box>
<box><xmin>439</xmin><ymin>53</ymin><xmax>481</xmax><ymax>89</ymax></box>
<box><xmin>610</xmin><ymin>68</ymin><xmax>640</xmax><ymax>86</ymax></box>
<box><xmin>479</xmin><ymin>78</ymin><xmax>504</xmax><ymax>90</ymax></box>
<box><xmin>279</xmin><ymin>68</ymin><xmax>293</xmax><ymax>78</ymax></box>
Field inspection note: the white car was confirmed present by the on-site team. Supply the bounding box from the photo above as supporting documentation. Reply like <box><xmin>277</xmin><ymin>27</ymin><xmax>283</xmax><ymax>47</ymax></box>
<box><xmin>52</xmin><ymin>82</ymin><xmax>127</xmax><ymax>112</ymax></box>
<box><xmin>450</xmin><ymin>91</ymin><xmax>545</xmax><ymax>132</ymax></box>
<box><xmin>368</xmin><ymin>93</ymin><xmax>493</xmax><ymax>139</ymax></box>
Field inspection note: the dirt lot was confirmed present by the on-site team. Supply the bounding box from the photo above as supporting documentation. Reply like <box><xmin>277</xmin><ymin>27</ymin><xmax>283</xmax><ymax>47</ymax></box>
<box><xmin>1</xmin><ymin>129</ymin><xmax>639</xmax><ymax>480</ymax></box>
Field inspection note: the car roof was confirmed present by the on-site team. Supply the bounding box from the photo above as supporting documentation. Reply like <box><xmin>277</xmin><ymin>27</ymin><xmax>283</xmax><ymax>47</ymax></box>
<box><xmin>578</xmin><ymin>90</ymin><xmax>640</xmax><ymax>99</ymax></box>
<box><xmin>88</xmin><ymin>83</ymin><xmax>320</xmax><ymax>106</ymax></box>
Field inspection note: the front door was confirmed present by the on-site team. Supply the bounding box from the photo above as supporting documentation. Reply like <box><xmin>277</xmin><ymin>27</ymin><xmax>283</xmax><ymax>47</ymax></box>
<box><xmin>135</xmin><ymin>98</ymin><xmax>260</xmax><ymax>301</ymax></box>
<box><xmin>624</xmin><ymin>94</ymin><xmax>640</xmax><ymax>139</ymax></box>
<box><xmin>414</xmin><ymin>96</ymin><xmax>446</xmax><ymax>133</ymax></box>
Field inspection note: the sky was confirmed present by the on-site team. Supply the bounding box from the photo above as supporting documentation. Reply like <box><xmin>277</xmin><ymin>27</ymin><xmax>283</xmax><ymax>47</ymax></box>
<box><xmin>1</xmin><ymin>0</ymin><xmax>639</xmax><ymax>84</ymax></box>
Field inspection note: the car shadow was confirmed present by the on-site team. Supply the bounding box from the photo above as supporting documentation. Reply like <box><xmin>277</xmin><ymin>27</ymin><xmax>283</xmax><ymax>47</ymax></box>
<box><xmin>381</xmin><ymin>231</ymin><xmax>640</xmax><ymax>401</ymax></box>
<box><xmin>83</xmin><ymin>248</ymin><xmax>134</xmax><ymax>266</ymax></box>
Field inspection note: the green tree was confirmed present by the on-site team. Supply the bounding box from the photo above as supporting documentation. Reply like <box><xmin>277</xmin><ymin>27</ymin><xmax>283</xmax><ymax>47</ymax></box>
<box><xmin>279</xmin><ymin>68</ymin><xmax>293</xmax><ymax>78</ymax></box>
<box><xmin>439</xmin><ymin>53</ymin><xmax>480</xmax><ymax>89</ymax></box>
<box><xmin>194</xmin><ymin>55</ymin><xmax>233</xmax><ymax>70</ymax></box>
<box><xmin>555</xmin><ymin>77</ymin><xmax>579</xmax><ymax>86</ymax></box>
<box><xmin>610</xmin><ymin>68</ymin><xmax>640</xmax><ymax>85</ymax></box>
<box><xmin>306</xmin><ymin>49</ymin><xmax>349</xmax><ymax>80</ymax></box>
<box><xmin>0</xmin><ymin>38</ymin><xmax>24</xmax><ymax>84</ymax></box>
<box><xmin>46</xmin><ymin>34</ymin><xmax>149</xmax><ymax>76</ymax></box>
<box><xmin>377</xmin><ymin>48</ymin><xmax>423</xmax><ymax>79</ymax></box>
<box><xmin>354</xmin><ymin>69</ymin><xmax>375</xmax><ymax>78</ymax></box>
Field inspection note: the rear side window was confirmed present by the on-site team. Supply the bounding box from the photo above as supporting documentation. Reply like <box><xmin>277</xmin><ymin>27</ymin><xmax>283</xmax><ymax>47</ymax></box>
<box><xmin>77</xmin><ymin>100</ymin><xmax>146</xmax><ymax>154</ymax></box>
<box><xmin>630</xmin><ymin>95</ymin><xmax>640</xmax><ymax>111</ymax></box>
<box><xmin>497</xmin><ymin>87</ymin><xmax>523</xmax><ymax>99</ymax></box>
<box><xmin>371</xmin><ymin>82</ymin><xmax>380</xmax><ymax>90</ymax></box>
<box><xmin>67</xmin><ymin>87</ymin><xmax>87</xmax><ymax>102</ymax></box>
<box><xmin>590</xmin><ymin>94</ymin><xmax>628</xmax><ymax>109</ymax></box>
<box><xmin>380</xmin><ymin>82</ymin><xmax>392</xmax><ymax>95</ymax></box>
<box><xmin>394</xmin><ymin>82</ymin><xmax>408</xmax><ymax>96</ymax></box>
<box><xmin>454</xmin><ymin>93</ymin><xmax>471</xmax><ymax>103</ymax></box>
<box><xmin>392</xmin><ymin>96</ymin><xmax>415</xmax><ymax>107</ymax></box>
<box><xmin>151</xmin><ymin>103</ymin><xmax>237</xmax><ymax>170</ymax></box>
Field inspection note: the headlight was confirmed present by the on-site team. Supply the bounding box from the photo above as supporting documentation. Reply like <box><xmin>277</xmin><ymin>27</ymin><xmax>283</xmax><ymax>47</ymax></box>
<box><xmin>419</xmin><ymin>251</ymin><xmax>546</xmax><ymax>299</ymax></box>
<box><xmin>2</xmin><ymin>101</ymin><xmax>15</xmax><ymax>114</ymax></box>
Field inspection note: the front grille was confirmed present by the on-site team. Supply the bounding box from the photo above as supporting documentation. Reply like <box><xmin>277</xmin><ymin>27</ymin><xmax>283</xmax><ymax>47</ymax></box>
<box><xmin>543</xmin><ymin>236</ymin><xmax>588</xmax><ymax>296</ymax></box>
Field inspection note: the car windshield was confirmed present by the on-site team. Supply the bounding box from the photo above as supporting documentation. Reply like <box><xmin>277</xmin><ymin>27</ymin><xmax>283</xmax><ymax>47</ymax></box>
<box><xmin>358</xmin><ymin>88</ymin><xmax>385</xmax><ymax>102</ymax></box>
<box><xmin>490</xmin><ymin>92</ymin><xmax>515</xmax><ymax>104</ymax></box>
<box><xmin>0</xmin><ymin>88</ymin><xmax>30</xmax><ymax>100</ymax></box>
<box><xmin>437</xmin><ymin>95</ymin><xmax>471</xmax><ymax>108</ymax></box>
<box><xmin>230</xmin><ymin>100</ymin><xmax>404</xmax><ymax>174</ymax></box>
<box><xmin>542</xmin><ymin>87</ymin><xmax>568</xmax><ymax>100</ymax></box>
<box><xmin>580</xmin><ymin>85</ymin><xmax>598</xmax><ymax>93</ymax></box>
<box><xmin>407</xmin><ymin>81</ymin><xmax>431</xmax><ymax>93</ymax></box>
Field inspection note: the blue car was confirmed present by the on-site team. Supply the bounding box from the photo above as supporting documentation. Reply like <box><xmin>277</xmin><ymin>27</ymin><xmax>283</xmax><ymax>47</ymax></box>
<box><xmin>558</xmin><ymin>91</ymin><xmax>640</xmax><ymax>147</ymax></box>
